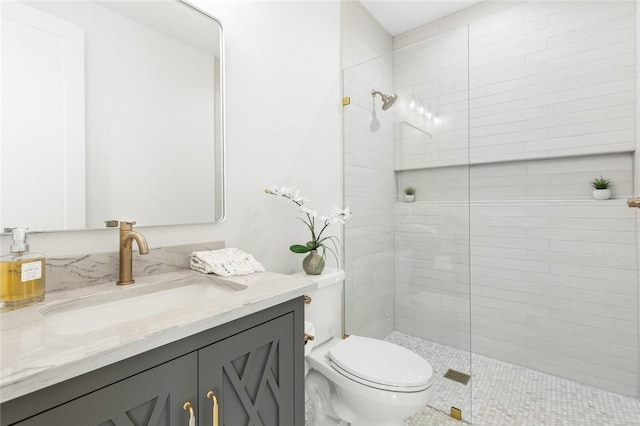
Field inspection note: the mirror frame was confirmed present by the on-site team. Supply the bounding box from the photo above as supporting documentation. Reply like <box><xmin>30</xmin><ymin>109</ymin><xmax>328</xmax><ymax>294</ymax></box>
<box><xmin>179</xmin><ymin>0</ymin><xmax>227</xmax><ymax>226</ymax></box>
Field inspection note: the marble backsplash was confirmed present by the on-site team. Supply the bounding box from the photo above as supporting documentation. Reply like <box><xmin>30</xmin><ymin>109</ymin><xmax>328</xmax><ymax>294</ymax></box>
<box><xmin>45</xmin><ymin>241</ymin><xmax>225</xmax><ymax>292</ymax></box>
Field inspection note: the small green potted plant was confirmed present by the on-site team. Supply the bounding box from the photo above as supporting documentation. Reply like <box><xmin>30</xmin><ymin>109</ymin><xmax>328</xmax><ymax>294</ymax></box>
<box><xmin>590</xmin><ymin>176</ymin><xmax>611</xmax><ymax>200</ymax></box>
<box><xmin>403</xmin><ymin>186</ymin><xmax>416</xmax><ymax>202</ymax></box>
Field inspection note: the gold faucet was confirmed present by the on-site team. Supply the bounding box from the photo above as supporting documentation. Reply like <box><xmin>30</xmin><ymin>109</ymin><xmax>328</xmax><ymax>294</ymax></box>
<box><xmin>116</xmin><ymin>221</ymin><xmax>149</xmax><ymax>285</ymax></box>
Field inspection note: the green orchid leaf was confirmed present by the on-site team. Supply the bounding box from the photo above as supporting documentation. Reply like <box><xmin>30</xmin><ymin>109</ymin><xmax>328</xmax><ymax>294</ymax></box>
<box><xmin>290</xmin><ymin>244</ymin><xmax>312</xmax><ymax>253</ymax></box>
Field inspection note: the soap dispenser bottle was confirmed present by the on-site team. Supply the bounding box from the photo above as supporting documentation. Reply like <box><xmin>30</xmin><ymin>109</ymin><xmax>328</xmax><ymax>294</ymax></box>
<box><xmin>0</xmin><ymin>228</ymin><xmax>45</xmax><ymax>309</ymax></box>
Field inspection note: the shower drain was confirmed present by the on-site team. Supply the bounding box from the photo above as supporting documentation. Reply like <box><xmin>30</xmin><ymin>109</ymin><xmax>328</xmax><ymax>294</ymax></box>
<box><xmin>443</xmin><ymin>368</ymin><xmax>471</xmax><ymax>385</ymax></box>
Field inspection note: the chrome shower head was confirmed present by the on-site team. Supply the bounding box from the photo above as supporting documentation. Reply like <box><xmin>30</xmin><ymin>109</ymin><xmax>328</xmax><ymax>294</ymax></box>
<box><xmin>372</xmin><ymin>89</ymin><xmax>398</xmax><ymax>111</ymax></box>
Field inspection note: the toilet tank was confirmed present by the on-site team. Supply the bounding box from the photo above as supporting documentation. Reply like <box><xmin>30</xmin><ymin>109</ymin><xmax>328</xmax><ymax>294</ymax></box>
<box><xmin>298</xmin><ymin>268</ymin><xmax>345</xmax><ymax>346</ymax></box>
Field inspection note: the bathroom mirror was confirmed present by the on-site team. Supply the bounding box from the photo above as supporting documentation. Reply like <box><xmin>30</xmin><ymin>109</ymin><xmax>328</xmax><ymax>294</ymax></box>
<box><xmin>1</xmin><ymin>0</ymin><xmax>225</xmax><ymax>232</ymax></box>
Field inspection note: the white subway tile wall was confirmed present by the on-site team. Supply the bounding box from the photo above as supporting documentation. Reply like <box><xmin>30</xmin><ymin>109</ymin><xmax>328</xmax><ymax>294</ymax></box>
<box><xmin>393</xmin><ymin>26</ymin><xmax>470</xmax><ymax>170</ymax></box>
<box><xmin>342</xmin><ymin>0</ymin><xmax>395</xmax><ymax>338</ymax></box>
<box><xmin>472</xmin><ymin>200</ymin><xmax>637</xmax><ymax>396</ymax></box>
<box><xmin>395</xmin><ymin>199</ymin><xmax>638</xmax><ymax>396</ymax></box>
<box><xmin>395</xmin><ymin>201</ymin><xmax>472</xmax><ymax>351</ymax></box>
<box><xmin>394</xmin><ymin>1</ymin><xmax>635</xmax><ymax>169</ymax></box>
<box><xmin>467</xmin><ymin>1</ymin><xmax>635</xmax><ymax>164</ymax></box>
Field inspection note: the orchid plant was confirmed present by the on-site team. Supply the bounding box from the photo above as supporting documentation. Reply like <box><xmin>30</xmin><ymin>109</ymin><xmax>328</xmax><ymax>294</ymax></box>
<box><xmin>265</xmin><ymin>185</ymin><xmax>351</xmax><ymax>263</ymax></box>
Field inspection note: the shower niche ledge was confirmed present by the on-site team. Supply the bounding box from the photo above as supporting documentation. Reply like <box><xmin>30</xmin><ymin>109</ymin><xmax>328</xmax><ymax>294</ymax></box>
<box><xmin>394</xmin><ymin>148</ymin><xmax>634</xmax><ymax>172</ymax></box>
<box><xmin>395</xmin><ymin>151</ymin><xmax>633</xmax><ymax>203</ymax></box>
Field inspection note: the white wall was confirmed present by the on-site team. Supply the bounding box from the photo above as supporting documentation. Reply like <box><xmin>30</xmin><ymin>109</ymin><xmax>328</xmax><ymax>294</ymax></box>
<box><xmin>0</xmin><ymin>0</ymin><xmax>343</xmax><ymax>275</ymax></box>
<box><xmin>391</xmin><ymin>0</ymin><xmax>638</xmax><ymax>396</ymax></box>
<box><xmin>342</xmin><ymin>0</ymin><xmax>395</xmax><ymax>338</ymax></box>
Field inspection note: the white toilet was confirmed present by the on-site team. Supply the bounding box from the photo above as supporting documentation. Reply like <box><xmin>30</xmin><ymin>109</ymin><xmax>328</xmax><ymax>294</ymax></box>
<box><xmin>301</xmin><ymin>269</ymin><xmax>434</xmax><ymax>426</ymax></box>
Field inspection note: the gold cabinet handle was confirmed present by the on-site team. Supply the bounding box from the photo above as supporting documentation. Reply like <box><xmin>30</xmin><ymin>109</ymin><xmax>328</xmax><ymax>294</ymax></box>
<box><xmin>303</xmin><ymin>295</ymin><xmax>312</xmax><ymax>304</ymax></box>
<box><xmin>304</xmin><ymin>333</ymin><xmax>315</xmax><ymax>344</ymax></box>
<box><xmin>207</xmin><ymin>390</ymin><xmax>219</xmax><ymax>426</ymax></box>
<box><xmin>627</xmin><ymin>198</ymin><xmax>640</xmax><ymax>208</ymax></box>
<box><xmin>183</xmin><ymin>401</ymin><xmax>196</xmax><ymax>426</ymax></box>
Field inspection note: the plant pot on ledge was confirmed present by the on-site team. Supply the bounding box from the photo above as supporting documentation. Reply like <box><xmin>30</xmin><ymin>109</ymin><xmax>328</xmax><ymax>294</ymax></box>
<box><xmin>403</xmin><ymin>186</ymin><xmax>415</xmax><ymax>202</ymax></box>
<box><xmin>592</xmin><ymin>189</ymin><xmax>612</xmax><ymax>200</ymax></box>
<box><xmin>590</xmin><ymin>176</ymin><xmax>612</xmax><ymax>200</ymax></box>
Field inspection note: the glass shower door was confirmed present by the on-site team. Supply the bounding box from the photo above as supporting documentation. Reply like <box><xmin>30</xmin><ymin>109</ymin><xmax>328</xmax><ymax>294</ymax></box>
<box><xmin>342</xmin><ymin>25</ymin><xmax>473</xmax><ymax>423</ymax></box>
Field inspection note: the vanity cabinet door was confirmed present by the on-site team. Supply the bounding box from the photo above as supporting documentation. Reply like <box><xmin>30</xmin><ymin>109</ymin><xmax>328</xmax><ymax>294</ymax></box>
<box><xmin>198</xmin><ymin>313</ymin><xmax>296</xmax><ymax>426</ymax></box>
<box><xmin>14</xmin><ymin>352</ymin><xmax>197</xmax><ymax>426</ymax></box>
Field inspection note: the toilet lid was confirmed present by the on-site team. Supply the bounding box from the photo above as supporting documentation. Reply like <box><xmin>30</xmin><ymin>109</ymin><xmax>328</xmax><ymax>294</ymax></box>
<box><xmin>327</xmin><ymin>336</ymin><xmax>433</xmax><ymax>391</ymax></box>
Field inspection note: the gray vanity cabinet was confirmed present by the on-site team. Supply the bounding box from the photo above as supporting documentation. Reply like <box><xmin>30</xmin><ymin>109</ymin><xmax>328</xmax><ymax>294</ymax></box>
<box><xmin>13</xmin><ymin>353</ymin><xmax>198</xmax><ymax>426</ymax></box>
<box><xmin>198</xmin><ymin>313</ymin><xmax>295</xmax><ymax>425</ymax></box>
<box><xmin>2</xmin><ymin>298</ymin><xmax>304</xmax><ymax>426</ymax></box>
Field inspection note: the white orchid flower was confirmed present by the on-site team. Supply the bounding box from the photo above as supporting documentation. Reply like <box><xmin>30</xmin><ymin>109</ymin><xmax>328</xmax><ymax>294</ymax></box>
<box><xmin>301</xmin><ymin>206</ymin><xmax>317</xmax><ymax>217</ymax></box>
<box><xmin>265</xmin><ymin>185</ymin><xmax>351</xmax><ymax>269</ymax></box>
<box><xmin>269</xmin><ymin>184</ymin><xmax>280</xmax><ymax>195</ymax></box>
<box><xmin>279</xmin><ymin>186</ymin><xmax>293</xmax><ymax>198</ymax></box>
<box><xmin>330</xmin><ymin>206</ymin><xmax>352</xmax><ymax>224</ymax></box>
<box><xmin>291</xmin><ymin>189</ymin><xmax>308</xmax><ymax>204</ymax></box>
<box><xmin>343</xmin><ymin>206</ymin><xmax>352</xmax><ymax>220</ymax></box>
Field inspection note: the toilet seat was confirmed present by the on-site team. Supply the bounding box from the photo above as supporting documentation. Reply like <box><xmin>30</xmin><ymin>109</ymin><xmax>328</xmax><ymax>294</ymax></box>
<box><xmin>327</xmin><ymin>336</ymin><xmax>433</xmax><ymax>392</ymax></box>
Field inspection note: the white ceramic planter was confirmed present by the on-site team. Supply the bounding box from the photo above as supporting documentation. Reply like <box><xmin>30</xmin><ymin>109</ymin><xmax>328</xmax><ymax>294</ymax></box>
<box><xmin>404</xmin><ymin>194</ymin><xmax>415</xmax><ymax>202</ymax></box>
<box><xmin>592</xmin><ymin>189</ymin><xmax>611</xmax><ymax>200</ymax></box>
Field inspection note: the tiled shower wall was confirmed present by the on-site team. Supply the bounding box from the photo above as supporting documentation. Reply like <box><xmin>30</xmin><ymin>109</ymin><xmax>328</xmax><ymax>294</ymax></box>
<box><xmin>393</xmin><ymin>0</ymin><xmax>638</xmax><ymax>397</ymax></box>
<box><xmin>394</xmin><ymin>1</ymin><xmax>636</xmax><ymax>169</ymax></box>
<box><xmin>393</xmin><ymin>26</ymin><xmax>470</xmax><ymax>170</ymax></box>
<box><xmin>466</xmin><ymin>1</ymin><xmax>636</xmax><ymax>163</ymax></box>
<box><xmin>341</xmin><ymin>0</ymin><xmax>395</xmax><ymax>339</ymax></box>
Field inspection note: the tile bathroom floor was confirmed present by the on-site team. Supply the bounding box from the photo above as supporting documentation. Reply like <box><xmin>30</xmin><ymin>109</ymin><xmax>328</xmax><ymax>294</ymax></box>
<box><xmin>306</xmin><ymin>332</ymin><xmax>640</xmax><ymax>425</ymax></box>
<box><xmin>305</xmin><ymin>395</ymin><xmax>459</xmax><ymax>426</ymax></box>
<box><xmin>386</xmin><ymin>331</ymin><xmax>640</xmax><ymax>426</ymax></box>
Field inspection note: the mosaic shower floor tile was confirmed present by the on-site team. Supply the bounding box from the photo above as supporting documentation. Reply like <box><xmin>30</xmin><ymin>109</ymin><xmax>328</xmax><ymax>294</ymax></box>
<box><xmin>387</xmin><ymin>331</ymin><xmax>640</xmax><ymax>426</ymax></box>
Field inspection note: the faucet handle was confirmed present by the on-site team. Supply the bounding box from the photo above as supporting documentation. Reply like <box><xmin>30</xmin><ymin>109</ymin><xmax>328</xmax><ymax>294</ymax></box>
<box><xmin>119</xmin><ymin>221</ymin><xmax>137</xmax><ymax>231</ymax></box>
<box><xmin>106</xmin><ymin>220</ymin><xmax>138</xmax><ymax>230</ymax></box>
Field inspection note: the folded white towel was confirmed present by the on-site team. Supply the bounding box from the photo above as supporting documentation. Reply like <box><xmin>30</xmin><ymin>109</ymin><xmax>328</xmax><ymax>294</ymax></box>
<box><xmin>189</xmin><ymin>248</ymin><xmax>265</xmax><ymax>277</ymax></box>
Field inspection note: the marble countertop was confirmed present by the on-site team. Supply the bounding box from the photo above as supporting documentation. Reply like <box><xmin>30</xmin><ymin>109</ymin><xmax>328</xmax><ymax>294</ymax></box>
<box><xmin>0</xmin><ymin>269</ymin><xmax>316</xmax><ymax>403</ymax></box>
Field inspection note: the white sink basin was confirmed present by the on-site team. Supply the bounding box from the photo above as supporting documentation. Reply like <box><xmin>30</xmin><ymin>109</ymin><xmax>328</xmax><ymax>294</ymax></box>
<box><xmin>40</xmin><ymin>275</ymin><xmax>246</xmax><ymax>335</ymax></box>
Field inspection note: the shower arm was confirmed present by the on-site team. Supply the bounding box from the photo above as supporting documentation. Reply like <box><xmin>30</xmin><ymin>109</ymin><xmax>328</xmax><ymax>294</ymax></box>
<box><xmin>371</xmin><ymin>89</ymin><xmax>398</xmax><ymax>111</ymax></box>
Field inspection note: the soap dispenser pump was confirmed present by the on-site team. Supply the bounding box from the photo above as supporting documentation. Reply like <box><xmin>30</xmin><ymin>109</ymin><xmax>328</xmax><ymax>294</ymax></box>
<box><xmin>0</xmin><ymin>228</ymin><xmax>45</xmax><ymax>309</ymax></box>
